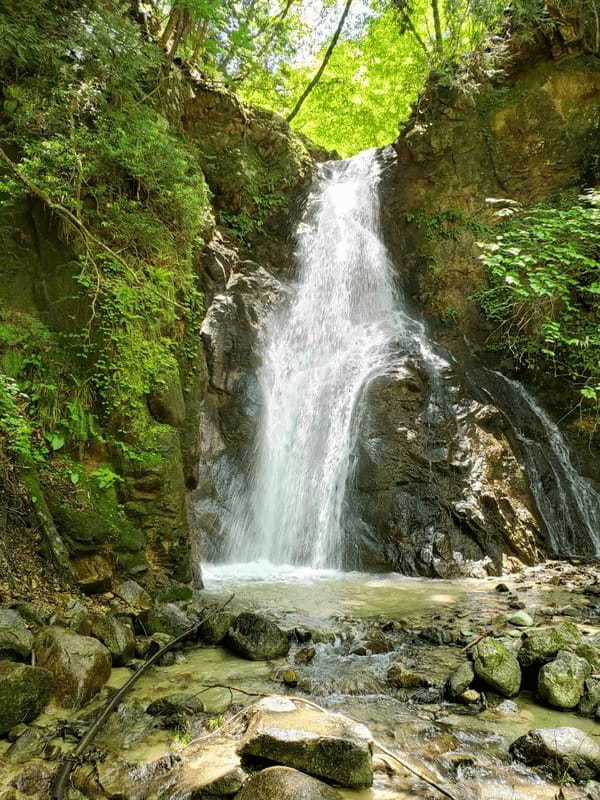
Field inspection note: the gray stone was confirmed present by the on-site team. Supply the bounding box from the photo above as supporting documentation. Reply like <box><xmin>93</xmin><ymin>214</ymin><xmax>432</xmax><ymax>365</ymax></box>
<box><xmin>510</xmin><ymin>727</ymin><xmax>600</xmax><ymax>781</ymax></box>
<box><xmin>89</xmin><ymin>613</ymin><xmax>136</xmax><ymax>665</ymax></box>
<box><xmin>447</xmin><ymin>661</ymin><xmax>475</xmax><ymax>698</ymax></box>
<box><xmin>518</xmin><ymin>621</ymin><xmax>581</xmax><ymax>668</ymax></box>
<box><xmin>0</xmin><ymin>661</ymin><xmax>52</xmax><ymax>734</ymax></box>
<box><xmin>473</xmin><ymin>638</ymin><xmax>521</xmax><ymax>697</ymax></box>
<box><xmin>0</xmin><ymin>627</ymin><xmax>34</xmax><ymax>661</ymax></box>
<box><xmin>538</xmin><ymin>650</ymin><xmax>591</xmax><ymax>709</ymax></box>
<box><xmin>226</xmin><ymin>613</ymin><xmax>289</xmax><ymax>661</ymax></box>
<box><xmin>235</xmin><ymin>766</ymin><xmax>342</xmax><ymax>800</ymax></box>
<box><xmin>239</xmin><ymin>696</ymin><xmax>373</xmax><ymax>787</ymax></box>
<box><xmin>145</xmin><ymin>603</ymin><xmax>192</xmax><ymax>638</ymax></box>
<box><xmin>33</xmin><ymin>626</ymin><xmax>112</xmax><ymax>707</ymax></box>
<box><xmin>113</xmin><ymin>581</ymin><xmax>152</xmax><ymax>615</ymax></box>
<box><xmin>0</xmin><ymin>609</ymin><xmax>28</xmax><ymax>629</ymax></box>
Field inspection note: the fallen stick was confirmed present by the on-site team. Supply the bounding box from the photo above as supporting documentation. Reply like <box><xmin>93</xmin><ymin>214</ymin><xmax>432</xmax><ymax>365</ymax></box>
<box><xmin>52</xmin><ymin>594</ymin><xmax>234</xmax><ymax>800</ymax></box>
<box><xmin>462</xmin><ymin>623</ymin><xmax>505</xmax><ymax>653</ymax></box>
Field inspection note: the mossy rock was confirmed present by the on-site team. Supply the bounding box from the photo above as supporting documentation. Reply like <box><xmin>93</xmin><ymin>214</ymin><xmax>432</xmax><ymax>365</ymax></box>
<box><xmin>518</xmin><ymin>621</ymin><xmax>582</xmax><ymax>669</ymax></box>
<box><xmin>473</xmin><ymin>638</ymin><xmax>521</xmax><ymax>697</ymax></box>
<box><xmin>538</xmin><ymin>650</ymin><xmax>591</xmax><ymax>709</ymax></box>
<box><xmin>0</xmin><ymin>661</ymin><xmax>52</xmax><ymax>734</ymax></box>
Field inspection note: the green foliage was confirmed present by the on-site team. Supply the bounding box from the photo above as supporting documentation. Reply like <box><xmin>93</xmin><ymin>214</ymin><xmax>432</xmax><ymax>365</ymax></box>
<box><xmin>477</xmin><ymin>192</ymin><xmax>600</xmax><ymax>405</ymax></box>
<box><xmin>0</xmin><ymin>373</ymin><xmax>37</xmax><ymax>463</ymax></box>
<box><xmin>0</xmin><ymin>0</ymin><xmax>208</xmax><ymax>456</ymax></box>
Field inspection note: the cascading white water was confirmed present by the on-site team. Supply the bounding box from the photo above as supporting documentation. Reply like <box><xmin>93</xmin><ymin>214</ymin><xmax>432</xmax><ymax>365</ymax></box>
<box><xmin>490</xmin><ymin>372</ymin><xmax>600</xmax><ymax>557</ymax></box>
<box><xmin>227</xmin><ymin>150</ymin><xmax>402</xmax><ymax>568</ymax></box>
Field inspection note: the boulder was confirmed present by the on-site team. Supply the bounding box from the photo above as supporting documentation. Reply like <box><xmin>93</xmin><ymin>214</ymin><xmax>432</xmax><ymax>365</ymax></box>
<box><xmin>538</xmin><ymin>650</ymin><xmax>591</xmax><ymax>709</ymax></box>
<box><xmin>226</xmin><ymin>613</ymin><xmax>289</xmax><ymax>661</ymax></box>
<box><xmin>239</xmin><ymin>696</ymin><xmax>373</xmax><ymax>787</ymax></box>
<box><xmin>33</xmin><ymin>626</ymin><xmax>112</xmax><ymax>707</ymax></box>
<box><xmin>113</xmin><ymin>580</ymin><xmax>153</xmax><ymax>615</ymax></box>
<box><xmin>578</xmin><ymin>678</ymin><xmax>600</xmax><ymax>718</ymax></box>
<box><xmin>447</xmin><ymin>661</ymin><xmax>475</xmax><ymax>699</ymax></box>
<box><xmin>575</xmin><ymin>638</ymin><xmax>600</xmax><ymax>672</ymax></box>
<box><xmin>0</xmin><ymin>661</ymin><xmax>52</xmax><ymax>734</ymax></box>
<box><xmin>235</xmin><ymin>766</ymin><xmax>342</xmax><ymax>800</ymax></box>
<box><xmin>71</xmin><ymin>553</ymin><xmax>113</xmax><ymax>594</ymax></box>
<box><xmin>89</xmin><ymin>613</ymin><xmax>136</xmax><ymax>665</ymax></box>
<box><xmin>198</xmin><ymin>611</ymin><xmax>237</xmax><ymax>645</ymax></box>
<box><xmin>518</xmin><ymin>621</ymin><xmax>581</xmax><ymax>669</ymax></box>
<box><xmin>0</xmin><ymin>627</ymin><xmax>34</xmax><ymax>661</ymax></box>
<box><xmin>473</xmin><ymin>638</ymin><xmax>521</xmax><ymax>697</ymax></box>
<box><xmin>145</xmin><ymin>603</ymin><xmax>192</xmax><ymax>638</ymax></box>
<box><xmin>510</xmin><ymin>727</ymin><xmax>600</xmax><ymax>781</ymax></box>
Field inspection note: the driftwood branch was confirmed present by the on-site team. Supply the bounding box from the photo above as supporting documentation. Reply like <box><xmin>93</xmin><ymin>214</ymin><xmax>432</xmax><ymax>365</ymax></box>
<box><xmin>462</xmin><ymin>623</ymin><xmax>505</xmax><ymax>653</ymax></box>
<box><xmin>52</xmin><ymin>594</ymin><xmax>234</xmax><ymax>800</ymax></box>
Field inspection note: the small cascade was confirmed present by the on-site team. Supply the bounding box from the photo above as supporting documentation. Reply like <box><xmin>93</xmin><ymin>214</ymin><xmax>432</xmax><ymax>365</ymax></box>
<box><xmin>484</xmin><ymin>372</ymin><xmax>600</xmax><ymax>557</ymax></box>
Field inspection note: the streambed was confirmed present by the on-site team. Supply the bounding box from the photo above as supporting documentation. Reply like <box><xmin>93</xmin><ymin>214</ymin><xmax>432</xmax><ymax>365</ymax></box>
<box><xmin>1</xmin><ymin>561</ymin><xmax>598</xmax><ymax>799</ymax></box>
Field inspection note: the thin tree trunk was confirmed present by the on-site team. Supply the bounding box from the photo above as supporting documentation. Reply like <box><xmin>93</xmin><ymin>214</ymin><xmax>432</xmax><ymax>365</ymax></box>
<box><xmin>160</xmin><ymin>8</ymin><xmax>178</xmax><ymax>48</ymax></box>
<box><xmin>431</xmin><ymin>0</ymin><xmax>444</xmax><ymax>56</ymax></box>
<box><xmin>398</xmin><ymin>8</ymin><xmax>431</xmax><ymax>56</ymax></box>
<box><xmin>287</xmin><ymin>0</ymin><xmax>353</xmax><ymax>124</ymax></box>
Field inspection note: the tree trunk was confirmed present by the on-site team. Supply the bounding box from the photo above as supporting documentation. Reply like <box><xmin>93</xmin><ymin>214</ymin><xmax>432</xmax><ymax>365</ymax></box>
<box><xmin>431</xmin><ymin>0</ymin><xmax>444</xmax><ymax>56</ymax></box>
<box><xmin>287</xmin><ymin>0</ymin><xmax>354</xmax><ymax>124</ymax></box>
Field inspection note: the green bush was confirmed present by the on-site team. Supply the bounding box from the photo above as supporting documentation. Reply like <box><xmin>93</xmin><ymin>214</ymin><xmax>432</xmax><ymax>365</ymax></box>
<box><xmin>477</xmin><ymin>191</ymin><xmax>600</xmax><ymax>404</ymax></box>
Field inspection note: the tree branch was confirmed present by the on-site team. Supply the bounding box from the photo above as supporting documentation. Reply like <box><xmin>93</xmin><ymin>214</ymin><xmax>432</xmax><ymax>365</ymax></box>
<box><xmin>286</xmin><ymin>0</ymin><xmax>354</xmax><ymax>124</ymax></box>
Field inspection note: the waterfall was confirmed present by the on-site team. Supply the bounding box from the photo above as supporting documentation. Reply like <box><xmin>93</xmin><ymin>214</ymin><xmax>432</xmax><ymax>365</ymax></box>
<box><xmin>227</xmin><ymin>150</ymin><xmax>402</xmax><ymax>568</ymax></box>
<box><xmin>213</xmin><ymin>148</ymin><xmax>600</xmax><ymax>572</ymax></box>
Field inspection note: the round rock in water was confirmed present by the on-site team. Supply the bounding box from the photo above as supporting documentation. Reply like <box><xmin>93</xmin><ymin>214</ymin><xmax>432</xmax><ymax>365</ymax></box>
<box><xmin>235</xmin><ymin>766</ymin><xmax>342</xmax><ymax>800</ymax></box>
<box><xmin>226</xmin><ymin>612</ymin><xmax>289</xmax><ymax>660</ymax></box>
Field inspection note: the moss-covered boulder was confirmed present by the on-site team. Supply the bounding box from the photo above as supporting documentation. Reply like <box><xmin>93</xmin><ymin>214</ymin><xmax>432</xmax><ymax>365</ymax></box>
<box><xmin>226</xmin><ymin>613</ymin><xmax>289</xmax><ymax>661</ymax></box>
<box><xmin>198</xmin><ymin>611</ymin><xmax>237</xmax><ymax>645</ymax></box>
<box><xmin>235</xmin><ymin>767</ymin><xmax>342</xmax><ymax>800</ymax></box>
<box><xmin>538</xmin><ymin>650</ymin><xmax>591</xmax><ymax>709</ymax></box>
<box><xmin>145</xmin><ymin>603</ymin><xmax>192</xmax><ymax>638</ymax></box>
<box><xmin>240</xmin><ymin>696</ymin><xmax>373</xmax><ymax>788</ymax></box>
<box><xmin>447</xmin><ymin>661</ymin><xmax>475</xmax><ymax>699</ymax></box>
<box><xmin>33</xmin><ymin>626</ymin><xmax>111</xmax><ymax>708</ymax></box>
<box><xmin>473</xmin><ymin>638</ymin><xmax>521</xmax><ymax>697</ymax></box>
<box><xmin>518</xmin><ymin>621</ymin><xmax>582</xmax><ymax>669</ymax></box>
<box><xmin>0</xmin><ymin>661</ymin><xmax>52</xmax><ymax>734</ymax></box>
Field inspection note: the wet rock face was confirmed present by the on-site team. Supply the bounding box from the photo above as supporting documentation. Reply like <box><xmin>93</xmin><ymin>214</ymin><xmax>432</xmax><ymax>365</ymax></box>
<box><xmin>510</xmin><ymin>726</ymin><xmax>600</xmax><ymax>781</ymax></box>
<box><xmin>349</xmin><ymin>365</ymin><xmax>544</xmax><ymax>576</ymax></box>
<box><xmin>194</xmin><ymin>258</ymin><xmax>285</xmax><ymax>560</ymax></box>
<box><xmin>0</xmin><ymin>661</ymin><xmax>52</xmax><ymax>734</ymax></box>
<box><xmin>235</xmin><ymin>766</ymin><xmax>342</xmax><ymax>800</ymax></box>
<box><xmin>33</xmin><ymin>626</ymin><xmax>112</xmax><ymax>708</ymax></box>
